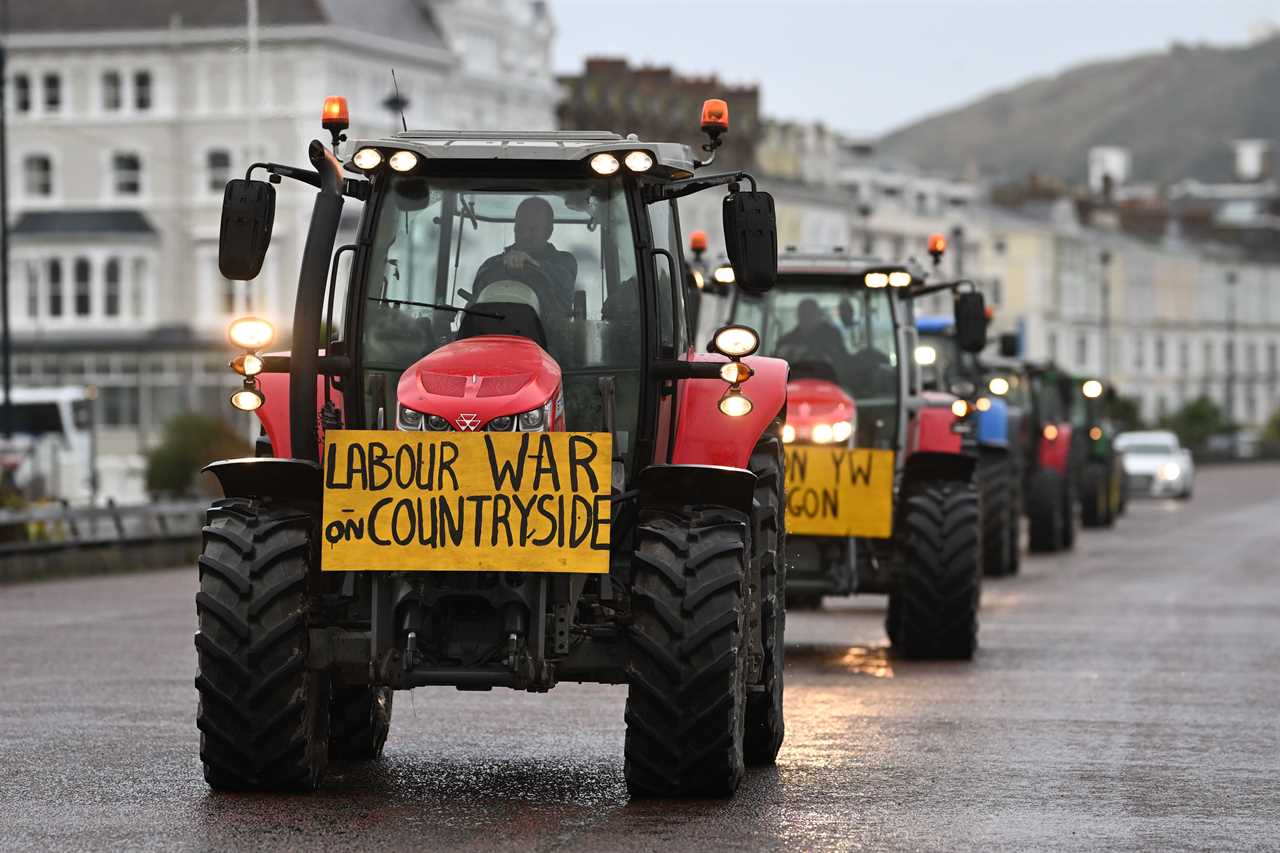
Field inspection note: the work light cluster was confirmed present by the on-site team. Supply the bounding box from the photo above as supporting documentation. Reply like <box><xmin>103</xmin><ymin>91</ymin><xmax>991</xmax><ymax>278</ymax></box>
<box><xmin>226</xmin><ymin>317</ymin><xmax>275</xmax><ymax>411</ymax></box>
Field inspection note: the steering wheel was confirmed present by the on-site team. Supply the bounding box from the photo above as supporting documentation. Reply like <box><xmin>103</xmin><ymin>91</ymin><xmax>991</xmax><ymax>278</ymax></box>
<box><xmin>472</xmin><ymin>260</ymin><xmax>570</xmax><ymax>318</ymax></box>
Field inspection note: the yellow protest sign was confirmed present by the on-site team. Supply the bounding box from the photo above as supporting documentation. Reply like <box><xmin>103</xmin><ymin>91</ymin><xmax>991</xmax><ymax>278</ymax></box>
<box><xmin>785</xmin><ymin>447</ymin><xmax>895</xmax><ymax>539</ymax></box>
<box><xmin>321</xmin><ymin>431</ymin><xmax>612</xmax><ymax>572</ymax></box>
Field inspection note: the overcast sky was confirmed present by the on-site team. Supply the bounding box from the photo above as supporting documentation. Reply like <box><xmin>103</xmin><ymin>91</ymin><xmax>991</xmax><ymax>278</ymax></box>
<box><xmin>549</xmin><ymin>0</ymin><xmax>1280</xmax><ymax>136</ymax></box>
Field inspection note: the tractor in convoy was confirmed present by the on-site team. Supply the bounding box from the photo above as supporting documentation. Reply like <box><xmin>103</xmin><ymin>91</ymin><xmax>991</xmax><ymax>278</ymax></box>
<box><xmin>991</xmin><ymin>335</ymin><xmax>1078</xmax><ymax>553</ymax></box>
<box><xmin>1072</xmin><ymin>376</ymin><xmax>1126</xmax><ymax>527</ymax></box>
<box><xmin>724</xmin><ymin>243</ymin><xmax>987</xmax><ymax>659</ymax></box>
<box><xmin>197</xmin><ymin>96</ymin><xmax>790</xmax><ymax>797</ymax></box>
<box><xmin>915</xmin><ymin>314</ymin><xmax>1020</xmax><ymax>577</ymax></box>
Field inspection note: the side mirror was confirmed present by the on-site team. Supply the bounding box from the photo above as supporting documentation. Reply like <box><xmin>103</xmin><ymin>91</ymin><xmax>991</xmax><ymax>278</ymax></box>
<box><xmin>998</xmin><ymin>332</ymin><xmax>1020</xmax><ymax>358</ymax></box>
<box><xmin>953</xmin><ymin>290</ymin><xmax>987</xmax><ymax>353</ymax></box>
<box><xmin>219</xmin><ymin>178</ymin><xmax>276</xmax><ymax>281</ymax></box>
<box><xmin>722</xmin><ymin>190</ymin><xmax>777</xmax><ymax>295</ymax></box>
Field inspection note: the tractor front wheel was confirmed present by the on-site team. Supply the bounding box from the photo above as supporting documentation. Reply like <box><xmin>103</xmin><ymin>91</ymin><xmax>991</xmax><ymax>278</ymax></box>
<box><xmin>744</xmin><ymin>438</ymin><xmax>785</xmax><ymax>765</ymax></box>
<box><xmin>888</xmin><ymin>480</ymin><xmax>981</xmax><ymax>660</ymax></box>
<box><xmin>330</xmin><ymin>685</ymin><xmax>393</xmax><ymax>762</ymax></box>
<box><xmin>195</xmin><ymin>499</ymin><xmax>330</xmax><ymax>790</ymax></box>
<box><xmin>1080</xmin><ymin>461</ymin><xmax>1113</xmax><ymax>528</ymax></box>
<box><xmin>1026</xmin><ymin>469</ymin><xmax>1065</xmax><ymax>553</ymax></box>
<box><xmin>625</xmin><ymin>508</ymin><xmax>749</xmax><ymax>797</ymax></box>
<box><xmin>977</xmin><ymin>454</ymin><xmax>1013</xmax><ymax>576</ymax></box>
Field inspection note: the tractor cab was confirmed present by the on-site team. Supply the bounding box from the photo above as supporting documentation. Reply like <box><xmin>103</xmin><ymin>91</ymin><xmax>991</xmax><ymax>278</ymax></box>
<box><xmin>197</xmin><ymin>97</ymin><xmax>792</xmax><ymax>799</ymax></box>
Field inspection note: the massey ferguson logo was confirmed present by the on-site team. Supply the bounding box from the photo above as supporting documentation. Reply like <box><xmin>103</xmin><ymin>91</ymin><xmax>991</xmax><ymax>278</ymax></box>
<box><xmin>456</xmin><ymin>413</ymin><xmax>481</xmax><ymax>431</ymax></box>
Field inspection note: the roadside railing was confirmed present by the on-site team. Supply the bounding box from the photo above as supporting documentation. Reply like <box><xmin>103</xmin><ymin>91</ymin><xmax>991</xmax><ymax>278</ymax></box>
<box><xmin>0</xmin><ymin>499</ymin><xmax>208</xmax><ymax>581</ymax></box>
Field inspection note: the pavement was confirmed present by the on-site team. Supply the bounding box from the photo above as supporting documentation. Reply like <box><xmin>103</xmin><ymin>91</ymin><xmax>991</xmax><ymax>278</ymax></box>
<box><xmin>1</xmin><ymin>464</ymin><xmax>1278</xmax><ymax>852</ymax></box>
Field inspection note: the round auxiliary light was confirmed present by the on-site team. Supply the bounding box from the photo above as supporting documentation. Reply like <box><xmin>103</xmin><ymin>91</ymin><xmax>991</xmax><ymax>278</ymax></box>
<box><xmin>832</xmin><ymin>420</ymin><xmax>854</xmax><ymax>443</ymax></box>
<box><xmin>718</xmin><ymin>389</ymin><xmax>754</xmax><ymax>417</ymax></box>
<box><xmin>812</xmin><ymin>423</ymin><xmax>834</xmax><ymax>444</ymax></box>
<box><xmin>914</xmin><ymin>345</ymin><xmax>937</xmax><ymax>366</ymax></box>
<box><xmin>1043</xmin><ymin>424</ymin><xmax>1059</xmax><ymax>441</ymax></box>
<box><xmin>712</xmin><ymin>325</ymin><xmax>760</xmax><ymax>358</ymax></box>
<box><xmin>720</xmin><ymin>361</ymin><xmax>754</xmax><ymax>384</ymax></box>
<box><xmin>976</xmin><ymin>397</ymin><xmax>992</xmax><ymax>412</ymax></box>
<box><xmin>230</xmin><ymin>387</ymin><xmax>265</xmax><ymax>412</ymax></box>
<box><xmin>888</xmin><ymin>271</ymin><xmax>913</xmax><ymax>288</ymax></box>
<box><xmin>590</xmin><ymin>153</ymin><xmax>620</xmax><ymax>175</ymax></box>
<box><xmin>951</xmin><ymin>399</ymin><xmax>969</xmax><ymax>418</ymax></box>
<box><xmin>228</xmin><ymin>317</ymin><xmax>274</xmax><ymax>351</ymax></box>
<box><xmin>230</xmin><ymin>353</ymin><xmax>264</xmax><ymax>377</ymax></box>
<box><xmin>713</xmin><ymin>266</ymin><xmax>736</xmax><ymax>285</ymax></box>
<box><xmin>388</xmin><ymin>150</ymin><xmax>419</xmax><ymax>172</ymax></box>
<box><xmin>782</xmin><ymin>424</ymin><xmax>796</xmax><ymax>444</ymax></box>
<box><xmin>1082</xmin><ymin>379</ymin><xmax>1104</xmax><ymax>399</ymax></box>
<box><xmin>989</xmin><ymin>376</ymin><xmax>1010</xmax><ymax>396</ymax></box>
<box><xmin>352</xmin><ymin>148</ymin><xmax>383</xmax><ymax>170</ymax></box>
<box><xmin>1090</xmin><ymin>426</ymin><xmax>1103</xmax><ymax>441</ymax></box>
<box><xmin>624</xmin><ymin>150</ymin><xmax>654</xmax><ymax>172</ymax></box>
<box><xmin>865</xmin><ymin>272</ymin><xmax>889</xmax><ymax>288</ymax></box>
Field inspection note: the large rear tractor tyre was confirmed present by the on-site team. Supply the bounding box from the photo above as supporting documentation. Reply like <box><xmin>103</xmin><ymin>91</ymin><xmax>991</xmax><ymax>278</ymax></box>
<box><xmin>744</xmin><ymin>438</ymin><xmax>785</xmax><ymax>766</ymax></box>
<box><xmin>978</xmin><ymin>455</ymin><xmax>1013</xmax><ymax>577</ymax></box>
<box><xmin>1061</xmin><ymin>473</ymin><xmax>1077</xmax><ymax>549</ymax></box>
<box><xmin>195</xmin><ymin>499</ymin><xmax>330</xmax><ymax>791</ymax></box>
<box><xmin>330</xmin><ymin>686</ymin><xmax>393</xmax><ymax>763</ymax></box>
<box><xmin>1006</xmin><ymin>476</ymin><xmax>1022</xmax><ymax>575</ymax></box>
<box><xmin>1026</xmin><ymin>469</ymin><xmax>1065</xmax><ymax>553</ymax></box>
<box><xmin>888</xmin><ymin>480</ymin><xmax>981</xmax><ymax>660</ymax></box>
<box><xmin>625</xmin><ymin>508</ymin><xmax>749</xmax><ymax>797</ymax></box>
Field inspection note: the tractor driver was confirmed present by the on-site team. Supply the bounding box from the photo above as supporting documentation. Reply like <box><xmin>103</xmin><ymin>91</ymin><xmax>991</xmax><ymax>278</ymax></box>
<box><xmin>777</xmin><ymin>297</ymin><xmax>852</xmax><ymax>383</ymax></box>
<box><xmin>473</xmin><ymin>197</ymin><xmax>578</xmax><ymax>310</ymax></box>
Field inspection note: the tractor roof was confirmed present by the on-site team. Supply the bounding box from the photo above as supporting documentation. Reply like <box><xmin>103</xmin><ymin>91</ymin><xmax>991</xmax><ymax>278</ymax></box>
<box><xmin>776</xmin><ymin>249</ymin><xmax>891</xmax><ymax>276</ymax></box>
<box><xmin>353</xmin><ymin>130</ymin><xmax>699</xmax><ymax>176</ymax></box>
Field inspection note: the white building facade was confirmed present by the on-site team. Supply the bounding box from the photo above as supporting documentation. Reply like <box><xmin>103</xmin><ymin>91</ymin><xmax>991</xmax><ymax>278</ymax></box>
<box><xmin>5</xmin><ymin>0</ymin><xmax>559</xmax><ymax>501</ymax></box>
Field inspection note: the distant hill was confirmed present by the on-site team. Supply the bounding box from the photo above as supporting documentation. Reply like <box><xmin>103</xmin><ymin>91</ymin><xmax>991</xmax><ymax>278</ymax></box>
<box><xmin>879</xmin><ymin>37</ymin><xmax>1280</xmax><ymax>185</ymax></box>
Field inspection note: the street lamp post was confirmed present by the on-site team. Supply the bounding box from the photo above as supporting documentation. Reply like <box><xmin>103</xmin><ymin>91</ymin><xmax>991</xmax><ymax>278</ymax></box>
<box><xmin>1100</xmin><ymin>249</ymin><xmax>1112</xmax><ymax>379</ymax></box>
<box><xmin>1225</xmin><ymin>269</ymin><xmax>1238</xmax><ymax>455</ymax></box>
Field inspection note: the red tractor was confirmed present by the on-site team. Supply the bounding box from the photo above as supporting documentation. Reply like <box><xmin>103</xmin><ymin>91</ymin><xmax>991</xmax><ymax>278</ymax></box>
<box><xmin>197</xmin><ymin>97</ymin><xmax>789</xmax><ymax>797</ymax></box>
<box><xmin>727</xmin><ymin>247</ymin><xmax>986</xmax><ymax>658</ymax></box>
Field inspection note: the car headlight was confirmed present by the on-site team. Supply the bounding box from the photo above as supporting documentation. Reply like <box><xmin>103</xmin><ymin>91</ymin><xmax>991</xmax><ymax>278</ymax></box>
<box><xmin>1156</xmin><ymin>462</ymin><xmax>1181</xmax><ymax>481</ymax></box>
<box><xmin>398</xmin><ymin>405</ymin><xmax>423</xmax><ymax>430</ymax></box>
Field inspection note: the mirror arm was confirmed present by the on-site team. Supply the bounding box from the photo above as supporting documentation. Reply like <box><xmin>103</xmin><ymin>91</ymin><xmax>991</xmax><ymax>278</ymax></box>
<box><xmin>904</xmin><ymin>278</ymin><xmax>979</xmax><ymax>299</ymax></box>
<box><xmin>654</xmin><ymin>170</ymin><xmax>759</xmax><ymax>202</ymax></box>
<box><xmin>652</xmin><ymin>360</ymin><xmax>723</xmax><ymax>380</ymax></box>
<box><xmin>245</xmin><ymin>160</ymin><xmax>369</xmax><ymax>201</ymax></box>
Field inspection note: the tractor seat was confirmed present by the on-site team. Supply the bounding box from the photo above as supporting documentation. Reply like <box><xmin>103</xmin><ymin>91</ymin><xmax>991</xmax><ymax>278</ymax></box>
<box><xmin>457</xmin><ymin>302</ymin><xmax>548</xmax><ymax>349</ymax></box>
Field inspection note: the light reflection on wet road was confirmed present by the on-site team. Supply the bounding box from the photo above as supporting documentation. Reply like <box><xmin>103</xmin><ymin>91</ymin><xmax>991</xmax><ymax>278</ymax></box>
<box><xmin>2</xmin><ymin>465</ymin><xmax>1278</xmax><ymax>851</ymax></box>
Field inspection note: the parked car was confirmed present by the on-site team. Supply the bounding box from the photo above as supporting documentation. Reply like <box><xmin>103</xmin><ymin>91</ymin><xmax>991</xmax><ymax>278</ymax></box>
<box><xmin>1115</xmin><ymin>431</ymin><xmax>1195</xmax><ymax>499</ymax></box>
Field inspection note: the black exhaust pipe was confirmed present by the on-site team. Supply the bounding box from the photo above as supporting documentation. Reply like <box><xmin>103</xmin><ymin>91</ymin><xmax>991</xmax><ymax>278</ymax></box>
<box><xmin>289</xmin><ymin>140</ymin><xmax>344</xmax><ymax>463</ymax></box>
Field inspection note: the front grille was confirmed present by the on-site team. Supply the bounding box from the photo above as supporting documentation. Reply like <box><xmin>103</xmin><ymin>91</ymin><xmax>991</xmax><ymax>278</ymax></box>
<box><xmin>478</xmin><ymin>374</ymin><xmax>531</xmax><ymax>397</ymax></box>
<box><xmin>421</xmin><ymin>372</ymin><xmax>467</xmax><ymax>397</ymax></box>
<box><xmin>1127</xmin><ymin>474</ymin><xmax>1153</xmax><ymax>491</ymax></box>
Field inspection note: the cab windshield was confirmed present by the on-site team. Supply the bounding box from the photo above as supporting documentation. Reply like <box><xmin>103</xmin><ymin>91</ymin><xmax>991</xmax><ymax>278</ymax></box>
<box><xmin>916</xmin><ymin>331</ymin><xmax>964</xmax><ymax>392</ymax></box>
<box><xmin>744</xmin><ymin>280</ymin><xmax>899</xmax><ymax>448</ymax></box>
<box><xmin>358</xmin><ymin>175</ymin><xmax>644</xmax><ymax>448</ymax></box>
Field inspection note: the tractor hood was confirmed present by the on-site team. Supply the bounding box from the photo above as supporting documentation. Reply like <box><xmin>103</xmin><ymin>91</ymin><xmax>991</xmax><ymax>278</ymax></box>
<box><xmin>785</xmin><ymin>378</ymin><xmax>856</xmax><ymax>444</ymax></box>
<box><xmin>397</xmin><ymin>335</ymin><xmax>561</xmax><ymax>432</ymax></box>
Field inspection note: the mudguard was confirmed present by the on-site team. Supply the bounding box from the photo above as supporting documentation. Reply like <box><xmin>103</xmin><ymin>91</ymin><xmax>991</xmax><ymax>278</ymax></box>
<box><xmin>1038</xmin><ymin>423</ymin><xmax>1073</xmax><ymax>476</ymax></box>
<box><xmin>204</xmin><ymin>457</ymin><xmax>323</xmax><ymax>503</ymax></box>
<box><xmin>635</xmin><ymin>464</ymin><xmax>757</xmax><ymax>517</ymax></box>
<box><xmin>911</xmin><ymin>405</ymin><xmax>963</xmax><ymax>456</ymax></box>
<box><xmin>975</xmin><ymin>397</ymin><xmax>1009</xmax><ymax>448</ymax></box>
<box><xmin>254</xmin><ymin>362</ymin><xmax>342</xmax><ymax>459</ymax></box>
<box><xmin>904</xmin><ymin>450</ymin><xmax>976</xmax><ymax>485</ymax></box>
<box><xmin>670</xmin><ymin>353</ymin><xmax>788</xmax><ymax>469</ymax></box>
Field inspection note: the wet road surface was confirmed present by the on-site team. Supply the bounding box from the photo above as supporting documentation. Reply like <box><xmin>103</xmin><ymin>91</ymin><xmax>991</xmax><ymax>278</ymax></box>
<box><xmin>2</xmin><ymin>465</ymin><xmax>1278</xmax><ymax>851</ymax></box>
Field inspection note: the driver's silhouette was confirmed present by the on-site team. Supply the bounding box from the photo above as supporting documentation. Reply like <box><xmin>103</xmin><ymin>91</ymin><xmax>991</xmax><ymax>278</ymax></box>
<box><xmin>473</xmin><ymin>197</ymin><xmax>577</xmax><ymax>308</ymax></box>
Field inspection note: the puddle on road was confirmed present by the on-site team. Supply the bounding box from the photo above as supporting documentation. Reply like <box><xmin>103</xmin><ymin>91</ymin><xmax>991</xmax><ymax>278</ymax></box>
<box><xmin>786</xmin><ymin>643</ymin><xmax>894</xmax><ymax>678</ymax></box>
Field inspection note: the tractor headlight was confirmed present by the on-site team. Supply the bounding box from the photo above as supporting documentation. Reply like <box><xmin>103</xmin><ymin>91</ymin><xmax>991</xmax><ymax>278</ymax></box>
<box><xmin>388</xmin><ymin>150</ymin><xmax>419</xmax><ymax>172</ymax></box>
<box><xmin>426</xmin><ymin>414</ymin><xmax>451</xmax><ymax>431</ymax></box>
<box><xmin>914</xmin><ymin>345</ymin><xmax>937</xmax><ymax>366</ymax></box>
<box><xmin>975</xmin><ymin>397</ymin><xmax>992</xmax><ymax>412</ymax></box>
<box><xmin>718</xmin><ymin>387</ymin><xmax>753</xmax><ymax>417</ymax></box>
<box><xmin>227</xmin><ymin>317</ymin><xmax>274</xmax><ymax>351</ymax></box>
<box><xmin>888</xmin><ymin>271</ymin><xmax>913</xmax><ymax>288</ymax></box>
<box><xmin>713</xmin><ymin>266</ymin><xmax>736</xmax><ymax>284</ymax></box>
<box><xmin>624</xmin><ymin>150</ymin><xmax>654</xmax><ymax>172</ymax></box>
<box><xmin>397</xmin><ymin>405</ymin><xmax>424</xmax><ymax>430</ymax></box>
<box><xmin>1082</xmin><ymin>379</ymin><xmax>1104</xmax><ymax>399</ymax></box>
<box><xmin>951</xmin><ymin>399</ymin><xmax>969</xmax><ymax>418</ymax></box>
<box><xmin>865</xmin><ymin>272</ymin><xmax>889</xmax><ymax>288</ymax></box>
<box><xmin>782</xmin><ymin>424</ymin><xmax>796</xmax><ymax>443</ymax></box>
<box><xmin>711</xmin><ymin>324</ymin><xmax>760</xmax><ymax>358</ymax></box>
<box><xmin>590</xmin><ymin>153</ymin><xmax>620</xmax><ymax>175</ymax></box>
<box><xmin>230</xmin><ymin>386</ymin><xmax>264</xmax><ymax>412</ymax></box>
<box><xmin>812</xmin><ymin>423</ymin><xmax>834</xmax><ymax>444</ymax></box>
<box><xmin>352</xmin><ymin>147</ymin><xmax>383</xmax><ymax>170</ymax></box>
<box><xmin>719</xmin><ymin>361</ymin><xmax>753</xmax><ymax>384</ymax></box>
<box><xmin>487</xmin><ymin>415</ymin><xmax>515</xmax><ymax>432</ymax></box>
<box><xmin>518</xmin><ymin>401</ymin><xmax>551</xmax><ymax>431</ymax></box>
<box><xmin>230</xmin><ymin>353</ymin><xmax>264</xmax><ymax>377</ymax></box>
<box><xmin>832</xmin><ymin>420</ymin><xmax>853</xmax><ymax>443</ymax></box>
<box><xmin>988</xmin><ymin>376</ymin><xmax>1010</xmax><ymax>396</ymax></box>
